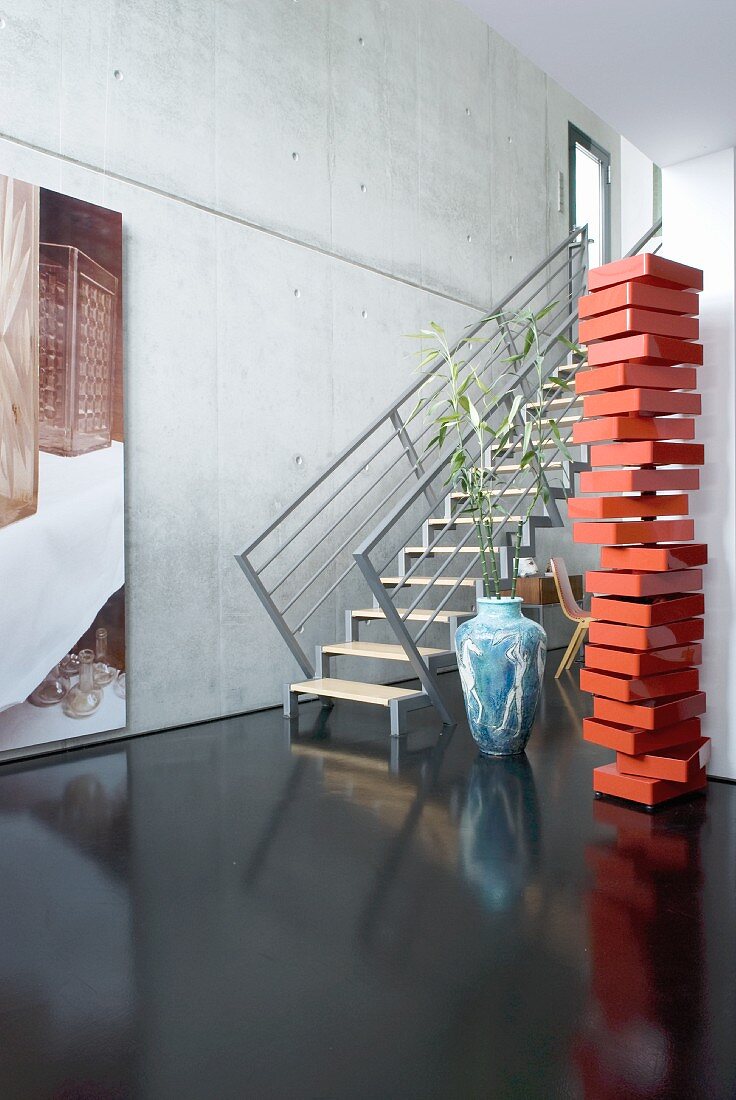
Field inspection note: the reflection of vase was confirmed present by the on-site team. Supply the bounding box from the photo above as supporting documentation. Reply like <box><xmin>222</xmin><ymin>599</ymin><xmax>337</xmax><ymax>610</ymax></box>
<box><xmin>0</xmin><ymin>176</ymin><xmax>39</xmax><ymax>529</ymax></box>
<box><xmin>455</xmin><ymin>598</ymin><xmax>546</xmax><ymax>756</ymax></box>
<box><xmin>38</xmin><ymin>243</ymin><xmax>117</xmax><ymax>456</ymax></box>
<box><xmin>460</xmin><ymin>754</ymin><xmax>540</xmax><ymax>911</ymax></box>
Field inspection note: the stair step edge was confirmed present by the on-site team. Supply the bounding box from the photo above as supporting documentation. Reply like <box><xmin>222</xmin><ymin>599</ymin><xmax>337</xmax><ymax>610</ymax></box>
<box><xmin>322</xmin><ymin>641</ymin><xmax>453</xmax><ymax>661</ymax></box>
<box><xmin>289</xmin><ymin>677</ymin><xmax>426</xmax><ymax>705</ymax></box>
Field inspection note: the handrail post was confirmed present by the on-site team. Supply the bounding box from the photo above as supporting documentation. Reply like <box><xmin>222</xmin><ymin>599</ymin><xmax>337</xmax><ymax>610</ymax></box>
<box><xmin>353</xmin><ymin>548</ymin><xmax>456</xmax><ymax>728</ymax></box>
<box><xmin>235</xmin><ymin>553</ymin><xmax>315</xmax><ymax>678</ymax></box>
<box><xmin>389</xmin><ymin>409</ymin><xmax>436</xmax><ymax>507</ymax></box>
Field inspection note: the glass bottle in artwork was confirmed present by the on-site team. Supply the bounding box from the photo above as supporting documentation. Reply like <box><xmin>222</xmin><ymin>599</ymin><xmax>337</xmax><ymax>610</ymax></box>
<box><xmin>38</xmin><ymin>244</ymin><xmax>118</xmax><ymax>456</ymax></box>
<box><xmin>113</xmin><ymin>672</ymin><xmax>126</xmax><ymax>700</ymax></box>
<box><xmin>0</xmin><ymin>175</ymin><xmax>39</xmax><ymax>529</ymax></box>
<box><xmin>59</xmin><ymin>651</ymin><xmax>81</xmax><ymax>677</ymax></box>
<box><xmin>28</xmin><ymin>664</ymin><xmax>70</xmax><ymax>707</ymax></box>
<box><xmin>63</xmin><ymin>648</ymin><xmax>102</xmax><ymax>718</ymax></box>
<box><xmin>93</xmin><ymin>626</ymin><xmax>116</xmax><ymax>687</ymax></box>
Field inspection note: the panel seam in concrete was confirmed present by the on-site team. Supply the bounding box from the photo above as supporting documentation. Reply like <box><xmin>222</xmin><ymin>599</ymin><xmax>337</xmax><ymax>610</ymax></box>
<box><xmin>0</xmin><ymin>129</ymin><xmax>488</xmax><ymax>314</ymax></box>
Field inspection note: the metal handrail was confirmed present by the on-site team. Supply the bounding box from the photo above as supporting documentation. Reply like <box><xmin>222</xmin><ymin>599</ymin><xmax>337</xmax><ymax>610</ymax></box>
<box><xmin>351</xmin><ymin>219</ymin><xmax>663</xmax><ymax>718</ymax></box>
<box><xmin>236</xmin><ymin>226</ymin><xmax>589</xmax><ymax>676</ymax></box>
<box><xmin>238</xmin><ymin>225</ymin><xmax>585</xmax><ymax>560</ymax></box>
<box><xmin>625</xmin><ymin>218</ymin><xmax>663</xmax><ymax>259</ymax></box>
<box><xmin>238</xmin><ymin>216</ymin><xmax>663</xmax><ymax>719</ymax></box>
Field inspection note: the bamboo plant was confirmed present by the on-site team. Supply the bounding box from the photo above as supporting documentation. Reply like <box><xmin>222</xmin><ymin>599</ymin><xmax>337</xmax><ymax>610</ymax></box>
<box><xmin>408</xmin><ymin>307</ymin><xmax>581</xmax><ymax>599</ymax></box>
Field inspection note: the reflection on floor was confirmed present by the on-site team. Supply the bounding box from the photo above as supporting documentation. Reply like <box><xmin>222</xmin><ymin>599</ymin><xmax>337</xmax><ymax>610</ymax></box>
<box><xmin>0</xmin><ymin>665</ymin><xmax>733</xmax><ymax>1099</ymax></box>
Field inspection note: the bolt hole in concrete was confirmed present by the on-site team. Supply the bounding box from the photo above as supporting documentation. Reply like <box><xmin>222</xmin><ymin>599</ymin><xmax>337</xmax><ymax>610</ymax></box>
<box><xmin>361</xmin><ymin>310</ymin><xmax>368</xmax><ymax>319</ymax></box>
<box><xmin>467</xmin><ymin>234</ymin><xmax>472</xmax><ymax>243</ymax></box>
<box><xmin>465</xmin><ymin>107</ymin><xmax>471</xmax><ymax>116</ymax></box>
<box><xmin>294</xmin><ymin>288</ymin><xmax>300</xmax><ymax>298</ymax></box>
<box><xmin>0</xmin><ymin>17</ymin><xmax>6</xmax><ymax>28</ymax></box>
<box><xmin>358</xmin><ymin>36</ymin><xmax>364</xmax><ymax>46</ymax></box>
<box><xmin>360</xmin><ymin>184</ymin><xmax>366</xmax><ymax>193</ymax></box>
<box><xmin>113</xmin><ymin>69</ymin><xmax>123</xmax><ymax>81</ymax></box>
<box><xmin>294</xmin><ymin>455</ymin><xmax>304</xmax><ymax>467</ymax></box>
<box><xmin>292</xmin><ymin>151</ymin><xmax>299</xmax><ymax>161</ymax></box>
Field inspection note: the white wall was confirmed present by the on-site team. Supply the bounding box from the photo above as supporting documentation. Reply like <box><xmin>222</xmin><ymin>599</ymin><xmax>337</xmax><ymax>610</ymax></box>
<box><xmin>0</xmin><ymin>0</ymin><xmax>627</xmax><ymax>740</ymax></box>
<box><xmin>621</xmin><ymin>137</ymin><xmax>655</xmax><ymax>250</ymax></box>
<box><xmin>663</xmin><ymin>148</ymin><xmax>736</xmax><ymax>781</ymax></box>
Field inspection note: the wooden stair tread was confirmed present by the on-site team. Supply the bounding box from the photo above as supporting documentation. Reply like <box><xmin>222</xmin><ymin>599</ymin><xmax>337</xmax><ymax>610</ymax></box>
<box><xmin>527</xmin><ymin>396</ymin><xmax>582</xmax><ymax>409</ymax></box>
<box><xmin>428</xmin><ymin>518</ymin><xmax>523</xmax><ymax>528</ymax></box>
<box><xmin>405</xmin><ymin>545</ymin><xmax>505</xmax><ymax>554</ymax></box>
<box><xmin>322</xmin><ymin>641</ymin><xmax>451</xmax><ymax>661</ymax></box>
<box><xmin>382</xmin><ymin>575</ymin><xmax>479</xmax><ymax>587</ymax></box>
<box><xmin>350</xmin><ymin>607</ymin><xmax>473</xmax><ymax>623</ymax></box>
<box><xmin>498</xmin><ymin>461</ymin><xmax>564</xmax><ymax>472</ymax></box>
<box><xmin>290</xmin><ymin>677</ymin><xmax>424</xmax><ymax>705</ymax></box>
<box><xmin>450</xmin><ymin>489</ymin><xmax>527</xmax><ymax>498</ymax></box>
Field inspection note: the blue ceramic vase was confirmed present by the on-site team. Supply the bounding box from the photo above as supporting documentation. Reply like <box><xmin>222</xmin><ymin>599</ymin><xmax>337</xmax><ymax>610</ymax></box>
<box><xmin>455</xmin><ymin>597</ymin><xmax>546</xmax><ymax>756</ymax></box>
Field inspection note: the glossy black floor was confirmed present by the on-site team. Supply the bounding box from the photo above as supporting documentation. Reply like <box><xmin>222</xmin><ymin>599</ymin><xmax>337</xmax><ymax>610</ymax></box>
<box><xmin>0</xmin><ymin>664</ymin><xmax>734</xmax><ymax>1100</ymax></box>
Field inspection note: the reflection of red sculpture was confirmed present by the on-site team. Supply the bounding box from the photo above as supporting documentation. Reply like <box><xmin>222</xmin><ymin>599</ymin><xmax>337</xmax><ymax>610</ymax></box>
<box><xmin>571</xmin><ymin>254</ymin><xmax>707</xmax><ymax>807</ymax></box>
<box><xmin>574</xmin><ymin>799</ymin><xmax>706</xmax><ymax>1097</ymax></box>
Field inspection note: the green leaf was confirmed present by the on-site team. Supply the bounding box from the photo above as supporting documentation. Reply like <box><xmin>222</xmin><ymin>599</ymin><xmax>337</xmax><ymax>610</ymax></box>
<box><xmin>535</xmin><ymin>301</ymin><xmax>558</xmax><ymax>321</ymax></box>
<box><xmin>557</xmin><ymin>335</ymin><xmax>581</xmax><ymax>352</ymax></box>
<box><xmin>451</xmin><ymin>449</ymin><xmax>466</xmax><ymax>473</ymax></box>
<box><xmin>523</xmin><ymin>326</ymin><xmax>535</xmax><ymax>357</ymax></box>
<box><xmin>547</xmin><ymin>419</ymin><xmax>573</xmax><ymax>460</ymax></box>
<box><xmin>522</xmin><ymin>418</ymin><xmax>533</xmax><ymax>457</ymax></box>
<box><xmin>547</xmin><ymin>375</ymin><xmax>572</xmax><ymax>391</ymax></box>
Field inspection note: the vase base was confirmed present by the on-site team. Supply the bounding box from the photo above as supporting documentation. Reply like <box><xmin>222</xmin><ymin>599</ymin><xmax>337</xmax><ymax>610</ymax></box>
<box><xmin>478</xmin><ymin>746</ymin><xmax>528</xmax><ymax>758</ymax></box>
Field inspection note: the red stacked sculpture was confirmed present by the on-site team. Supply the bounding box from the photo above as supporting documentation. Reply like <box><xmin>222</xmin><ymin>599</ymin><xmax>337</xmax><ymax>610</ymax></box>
<box><xmin>570</xmin><ymin>253</ymin><xmax>708</xmax><ymax>808</ymax></box>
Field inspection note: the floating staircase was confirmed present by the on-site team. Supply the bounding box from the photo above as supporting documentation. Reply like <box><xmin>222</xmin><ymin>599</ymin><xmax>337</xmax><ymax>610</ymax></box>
<box><xmin>237</xmin><ymin>221</ymin><xmax>663</xmax><ymax>735</ymax></box>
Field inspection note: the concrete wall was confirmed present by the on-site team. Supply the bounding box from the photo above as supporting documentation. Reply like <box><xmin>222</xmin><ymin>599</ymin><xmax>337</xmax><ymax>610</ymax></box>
<box><xmin>663</xmin><ymin>149</ymin><xmax>736</xmax><ymax>781</ymax></box>
<box><xmin>0</xmin><ymin>0</ymin><xmax>624</xmax><ymax>738</ymax></box>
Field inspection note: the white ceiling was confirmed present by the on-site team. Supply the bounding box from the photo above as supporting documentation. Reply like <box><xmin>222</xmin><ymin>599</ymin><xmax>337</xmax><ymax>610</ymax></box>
<box><xmin>461</xmin><ymin>0</ymin><xmax>736</xmax><ymax>166</ymax></box>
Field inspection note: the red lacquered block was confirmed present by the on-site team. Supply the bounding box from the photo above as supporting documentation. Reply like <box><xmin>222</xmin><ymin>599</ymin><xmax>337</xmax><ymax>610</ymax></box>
<box><xmin>589</xmin><ymin>592</ymin><xmax>704</xmax><ymax>627</ymax></box>
<box><xmin>588</xmin><ymin>334</ymin><xmax>703</xmax><ymax>367</ymax></box>
<box><xmin>574</xmin><ymin>519</ymin><xmax>694</xmax><ymax>545</ymax></box>
<box><xmin>573</xmin><ymin>416</ymin><xmax>695</xmax><ymax>445</ymax></box>
<box><xmin>585</xmin><ymin>568</ymin><xmax>702</xmax><ymax>598</ymax></box>
<box><xmin>600</xmin><ymin>543</ymin><xmax>707</xmax><ymax>572</ymax></box>
<box><xmin>583</xmin><ymin>715</ymin><xmax>702</xmax><ymax>755</ymax></box>
<box><xmin>588</xmin><ymin>617</ymin><xmax>704</xmax><ymax>651</ymax></box>
<box><xmin>616</xmin><ymin>737</ymin><xmax>711</xmax><ymax>783</ymax></box>
<box><xmin>579</xmin><ymin>281</ymin><xmax>700</xmax><ymax>319</ymax></box>
<box><xmin>589</xmin><ymin>440</ymin><xmax>704</xmax><ymax>467</ymax></box>
<box><xmin>582</xmin><ymin>388</ymin><xmax>701</xmax><ymax>419</ymax></box>
<box><xmin>593</xmin><ymin>762</ymin><xmax>707</xmax><ymax>808</ymax></box>
<box><xmin>570</xmin><ymin>494</ymin><xmax>689</xmax><ymax>520</ymax></box>
<box><xmin>581</xmin><ymin>468</ymin><xmax>699</xmax><ymax>493</ymax></box>
<box><xmin>584</xmin><ymin>643</ymin><xmax>702</xmax><ymax>676</ymax></box>
<box><xmin>575</xmin><ymin>362</ymin><xmax>697</xmax><ymax>394</ymax></box>
<box><xmin>593</xmin><ymin>690</ymin><xmax>706</xmax><ymax>730</ymax></box>
<box><xmin>588</xmin><ymin>254</ymin><xmax>703</xmax><ymax>293</ymax></box>
<box><xmin>580</xmin><ymin>666</ymin><xmax>699</xmax><ymax>702</ymax></box>
<box><xmin>579</xmin><ymin>307</ymin><xmax>699</xmax><ymax>344</ymax></box>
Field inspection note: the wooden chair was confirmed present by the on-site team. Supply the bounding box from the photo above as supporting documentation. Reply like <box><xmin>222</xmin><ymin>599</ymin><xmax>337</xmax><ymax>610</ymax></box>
<box><xmin>550</xmin><ymin>557</ymin><xmax>593</xmax><ymax>678</ymax></box>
